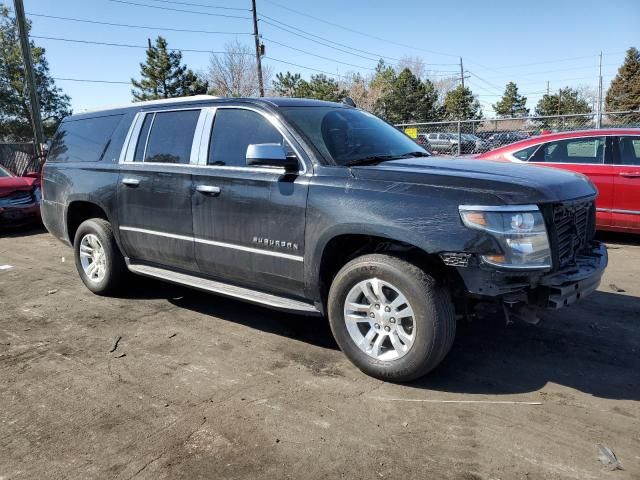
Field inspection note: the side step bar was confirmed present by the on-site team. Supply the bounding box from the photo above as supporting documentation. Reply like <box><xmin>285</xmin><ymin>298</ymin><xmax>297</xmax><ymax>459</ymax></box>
<box><xmin>126</xmin><ymin>261</ymin><xmax>320</xmax><ymax>315</ymax></box>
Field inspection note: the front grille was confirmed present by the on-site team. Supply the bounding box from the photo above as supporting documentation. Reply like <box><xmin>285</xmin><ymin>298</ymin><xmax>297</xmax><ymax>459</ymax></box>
<box><xmin>0</xmin><ymin>190</ymin><xmax>34</xmax><ymax>207</ymax></box>
<box><xmin>550</xmin><ymin>199</ymin><xmax>595</xmax><ymax>269</ymax></box>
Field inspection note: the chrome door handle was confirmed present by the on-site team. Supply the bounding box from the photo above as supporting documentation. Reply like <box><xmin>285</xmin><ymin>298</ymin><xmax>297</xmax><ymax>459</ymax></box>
<box><xmin>121</xmin><ymin>178</ymin><xmax>140</xmax><ymax>186</ymax></box>
<box><xmin>619</xmin><ymin>172</ymin><xmax>640</xmax><ymax>178</ymax></box>
<box><xmin>195</xmin><ymin>185</ymin><xmax>221</xmax><ymax>195</ymax></box>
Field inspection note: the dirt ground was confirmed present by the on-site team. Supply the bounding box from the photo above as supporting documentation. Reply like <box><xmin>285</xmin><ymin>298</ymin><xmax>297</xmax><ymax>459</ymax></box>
<box><xmin>0</xmin><ymin>227</ymin><xmax>638</xmax><ymax>480</ymax></box>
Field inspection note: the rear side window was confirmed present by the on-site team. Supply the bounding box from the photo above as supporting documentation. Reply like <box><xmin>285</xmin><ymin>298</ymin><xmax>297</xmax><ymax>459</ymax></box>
<box><xmin>48</xmin><ymin>114</ymin><xmax>123</xmax><ymax>162</ymax></box>
<box><xmin>617</xmin><ymin>136</ymin><xmax>640</xmax><ymax>165</ymax></box>
<box><xmin>134</xmin><ymin>110</ymin><xmax>200</xmax><ymax>164</ymax></box>
<box><xmin>512</xmin><ymin>145</ymin><xmax>539</xmax><ymax>161</ymax></box>
<box><xmin>208</xmin><ymin>109</ymin><xmax>284</xmax><ymax>167</ymax></box>
<box><xmin>532</xmin><ymin>137</ymin><xmax>605</xmax><ymax>164</ymax></box>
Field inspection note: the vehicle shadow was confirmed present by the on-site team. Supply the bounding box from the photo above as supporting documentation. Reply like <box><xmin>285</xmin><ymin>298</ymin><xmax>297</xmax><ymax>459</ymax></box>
<box><xmin>121</xmin><ymin>277</ymin><xmax>639</xmax><ymax>401</ymax></box>
<box><xmin>597</xmin><ymin>230</ymin><xmax>640</xmax><ymax>247</ymax></box>
<box><xmin>0</xmin><ymin>223</ymin><xmax>46</xmax><ymax>237</ymax></box>
<box><xmin>412</xmin><ymin>290</ymin><xmax>640</xmax><ymax>401</ymax></box>
<box><xmin>120</xmin><ymin>276</ymin><xmax>338</xmax><ymax>350</ymax></box>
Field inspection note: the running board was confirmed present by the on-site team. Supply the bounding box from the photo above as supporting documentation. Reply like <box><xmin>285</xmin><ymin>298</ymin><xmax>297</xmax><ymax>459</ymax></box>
<box><xmin>126</xmin><ymin>262</ymin><xmax>320</xmax><ymax>314</ymax></box>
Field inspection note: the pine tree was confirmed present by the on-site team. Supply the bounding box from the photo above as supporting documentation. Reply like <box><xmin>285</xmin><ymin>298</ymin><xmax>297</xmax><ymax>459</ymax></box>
<box><xmin>605</xmin><ymin>47</ymin><xmax>640</xmax><ymax>121</ymax></box>
<box><xmin>131</xmin><ymin>36</ymin><xmax>207</xmax><ymax>101</ymax></box>
<box><xmin>443</xmin><ymin>85</ymin><xmax>482</xmax><ymax>120</ymax></box>
<box><xmin>0</xmin><ymin>4</ymin><xmax>71</xmax><ymax>141</ymax></box>
<box><xmin>383</xmin><ymin>69</ymin><xmax>439</xmax><ymax>123</ymax></box>
<box><xmin>296</xmin><ymin>74</ymin><xmax>346</xmax><ymax>102</ymax></box>
<box><xmin>272</xmin><ymin>72</ymin><xmax>304</xmax><ymax>97</ymax></box>
<box><xmin>535</xmin><ymin>87</ymin><xmax>591</xmax><ymax>116</ymax></box>
<box><xmin>493</xmin><ymin>82</ymin><xmax>529</xmax><ymax>117</ymax></box>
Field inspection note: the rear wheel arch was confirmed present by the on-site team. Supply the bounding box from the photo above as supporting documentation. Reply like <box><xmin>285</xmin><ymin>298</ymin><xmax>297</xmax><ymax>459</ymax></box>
<box><xmin>65</xmin><ymin>200</ymin><xmax>111</xmax><ymax>245</ymax></box>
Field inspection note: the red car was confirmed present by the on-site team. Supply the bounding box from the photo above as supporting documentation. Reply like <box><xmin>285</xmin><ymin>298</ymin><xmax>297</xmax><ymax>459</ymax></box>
<box><xmin>476</xmin><ymin>128</ymin><xmax>640</xmax><ymax>233</ymax></box>
<box><xmin>0</xmin><ymin>165</ymin><xmax>41</xmax><ymax>228</ymax></box>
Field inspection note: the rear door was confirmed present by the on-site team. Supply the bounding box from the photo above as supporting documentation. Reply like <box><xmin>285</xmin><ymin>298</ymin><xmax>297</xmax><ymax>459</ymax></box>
<box><xmin>116</xmin><ymin>108</ymin><xmax>202</xmax><ymax>271</ymax></box>
<box><xmin>612</xmin><ymin>135</ymin><xmax>640</xmax><ymax>230</ymax></box>
<box><xmin>529</xmin><ymin>135</ymin><xmax>614</xmax><ymax>227</ymax></box>
<box><xmin>190</xmin><ymin>106</ymin><xmax>310</xmax><ymax>297</ymax></box>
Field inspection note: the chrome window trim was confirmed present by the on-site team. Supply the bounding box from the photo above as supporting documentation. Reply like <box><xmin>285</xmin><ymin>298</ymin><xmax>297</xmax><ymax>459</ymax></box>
<box><xmin>120</xmin><ymin>107</ymin><xmax>205</xmax><ymax>166</ymax></box>
<box><xmin>119</xmin><ymin>226</ymin><xmax>304</xmax><ymax>262</ymax></box>
<box><xmin>459</xmin><ymin>204</ymin><xmax>540</xmax><ymax>212</ymax></box>
<box><xmin>200</xmin><ymin>105</ymin><xmax>308</xmax><ymax>175</ymax></box>
<box><xmin>506</xmin><ymin>133</ymin><xmax>640</xmax><ymax>165</ymax></box>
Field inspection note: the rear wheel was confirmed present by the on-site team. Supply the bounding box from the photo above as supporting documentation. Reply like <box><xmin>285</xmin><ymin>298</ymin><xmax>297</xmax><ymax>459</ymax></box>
<box><xmin>328</xmin><ymin>254</ymin><xmax>456</xmax><ymax>382</ymax></box>
<box><xmin>73</xmin><ymin>218</ymin><xmax>127</xmax><ymax>295</ymax></box>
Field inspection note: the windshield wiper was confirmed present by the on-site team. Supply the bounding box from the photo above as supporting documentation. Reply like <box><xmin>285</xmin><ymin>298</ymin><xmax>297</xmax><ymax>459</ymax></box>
<box><xmin>345</xmin><ymin>151</ymin><xmax>430</xmax><ymax>166</ymax></box>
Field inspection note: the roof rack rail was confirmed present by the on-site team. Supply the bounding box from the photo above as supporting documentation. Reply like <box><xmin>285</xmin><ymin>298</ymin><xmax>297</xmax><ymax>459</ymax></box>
<box><xmin>79</xmin><ymin>95</ymin><xmax>220</xmax><ymax>114</ymax></box>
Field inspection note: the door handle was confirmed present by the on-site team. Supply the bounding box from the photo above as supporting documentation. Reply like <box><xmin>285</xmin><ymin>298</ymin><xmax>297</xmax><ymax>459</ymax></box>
<box><xmin>195</xmin><ymin>185</ymin><xmax>221</xmax><ymax>196</ymax></box>
<box><xmin>121</xmin><ymin>178</ymin><xmax>140</xmax><ymax>186</ymax></box>
<box><xmin>618</xmin><ymin>172</ymin><xmax>640</xmax><ymax>178</ymax></box>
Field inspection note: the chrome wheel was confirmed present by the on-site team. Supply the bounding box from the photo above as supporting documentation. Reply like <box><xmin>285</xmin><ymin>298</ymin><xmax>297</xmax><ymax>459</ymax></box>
<box><xmin>79</xmin><ymin>234</ymin><xmax>107</xmax><ymax>283</ymax></box>
<box><xmin>343</xmin><ymin>278</ymin><xmax>416</xmax><ymax>361</ymax></box>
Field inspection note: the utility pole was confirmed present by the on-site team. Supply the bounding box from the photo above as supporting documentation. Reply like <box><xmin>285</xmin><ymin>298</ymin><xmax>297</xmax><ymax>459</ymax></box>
<box><xmin>596</xmin><ymin>51</ymin><xmax>603</xmax><ymax>128</ymax></box>
<box><xmin>13</xmin><ymin>0</ymin><xmax>44</xmax><ymax>156</ymax></box>
<box><xmin>546</xmin><ymin>80</ymin><xmax>550</xmax><ymax>96</ymax></box>
<box><xmin>251</xmin><ymin>0</ymin><xmax>265</xmax><ymax>97</ymax></box>
<box><xmin>459</xmin><ymin>57</ymin><xmax>465</xmax><ymax>89</ymax></box>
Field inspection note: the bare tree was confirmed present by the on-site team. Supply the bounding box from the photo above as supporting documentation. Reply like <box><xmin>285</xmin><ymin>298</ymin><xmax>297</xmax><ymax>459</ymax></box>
<box><xmin>396</xmin><ymin>55</ymin><xmax>426</xmax><ymax>80</ymax></box>
<box><xmin>206</xmin><ymin>40</ymin><xmax>272</xmax><ymax>97</ymax></box>
<box><xmin>431</xmin><ymin>76</ymin><xmax>459</xmax><ymax>105</ymax></box>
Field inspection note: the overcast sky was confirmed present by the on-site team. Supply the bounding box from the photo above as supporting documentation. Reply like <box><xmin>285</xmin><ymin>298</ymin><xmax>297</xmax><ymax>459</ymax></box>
<box><xmin>21</xmin><ymin>0</ymin><xmax>640</xmax><ymax>115</ymax></box>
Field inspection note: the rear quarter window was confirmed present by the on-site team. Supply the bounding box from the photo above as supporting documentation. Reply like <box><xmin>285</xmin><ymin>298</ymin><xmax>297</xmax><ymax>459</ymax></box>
<box><xmin>48</xmin><ymin>114</ymin><xmax>124</xmax><ymax>163</ymax></box>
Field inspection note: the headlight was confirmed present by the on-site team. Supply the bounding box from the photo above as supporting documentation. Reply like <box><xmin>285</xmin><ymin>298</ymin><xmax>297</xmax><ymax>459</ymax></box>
<box><xmin>459</xmin><ymin>205</ymin><xmax>551</xmax><ymax>269</ymax></box>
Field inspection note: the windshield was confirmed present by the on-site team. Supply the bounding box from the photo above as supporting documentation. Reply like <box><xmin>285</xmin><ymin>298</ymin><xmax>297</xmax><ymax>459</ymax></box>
<box><xmin>279</xmin><ymin>106</ymin><xmax>429</xmax><ymax>166</ymax></box>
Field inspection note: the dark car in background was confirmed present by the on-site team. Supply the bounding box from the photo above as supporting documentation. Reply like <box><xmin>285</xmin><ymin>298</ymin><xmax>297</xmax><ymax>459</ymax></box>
<box><xmin>486</xmin><ymin>131</ymin><xmax>529</xmax><ymax>149</ymax></box>
<box><xmin>0</xmin><ymin>165</ymin><xmax>41</xmax><ymax>228</ymax></box>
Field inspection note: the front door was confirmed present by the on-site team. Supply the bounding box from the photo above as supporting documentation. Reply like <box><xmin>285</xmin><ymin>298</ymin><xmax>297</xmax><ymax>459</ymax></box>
<box><xmin>530</xmin><ymin>135</ymin><xmax>615</xmax><ymax>227</ymax></box>
<box><xmin>191</xmin><ymin>106</ymin><xmax>310</xmax><ymax>297</ymax></box>
<box><xmin>117</xmin><ymin>108</ymin><xmax>202</xmax><ymax>271</ymax></box>
<box><xmin>612</xmin><ymin>135</ymin><xmax>640</xmax><ymax>230</ymax></box>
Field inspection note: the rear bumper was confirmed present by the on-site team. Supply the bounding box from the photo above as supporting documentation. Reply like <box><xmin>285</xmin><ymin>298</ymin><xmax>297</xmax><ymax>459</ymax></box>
<box><xmin>0</xmin><ymin>204</ymin><xmax>40</xmax><ymax>227</ymax></box>
<box><xmin>455</xmin><ymin>241</ymin><xmax>607</xmax><ymax>310</ymax></box>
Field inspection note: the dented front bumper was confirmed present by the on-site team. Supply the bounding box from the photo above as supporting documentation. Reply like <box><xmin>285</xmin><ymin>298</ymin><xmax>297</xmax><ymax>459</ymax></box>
<box><xmin>455</xmin><ymin>241</ymin><xmax>608</xmax><ymax>310</ymax></box>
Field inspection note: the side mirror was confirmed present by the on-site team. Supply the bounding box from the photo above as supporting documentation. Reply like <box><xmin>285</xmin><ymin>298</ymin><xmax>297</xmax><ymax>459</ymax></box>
<box><xmin>25</xmin><ymin>171</ymin><xmax>40</xmax><ymax>178</ymax></box>
<box><xmin>246</xmin><ymin>143</ymin><xmax>298</xmax><ymax>172</ymax></box>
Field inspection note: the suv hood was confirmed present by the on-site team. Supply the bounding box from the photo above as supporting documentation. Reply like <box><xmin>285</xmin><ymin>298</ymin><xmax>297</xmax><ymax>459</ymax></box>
<box><xmin>352</xmin><ymin>156</ymin><xmax>596</xmax><ymax>204</ymax></box>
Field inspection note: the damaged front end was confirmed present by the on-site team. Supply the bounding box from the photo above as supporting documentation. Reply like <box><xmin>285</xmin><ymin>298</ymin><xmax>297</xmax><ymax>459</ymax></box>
<box><xmin>444</xmin><ymin>198</ymin><xmax>607</xmax><ymax>324</ymax></box>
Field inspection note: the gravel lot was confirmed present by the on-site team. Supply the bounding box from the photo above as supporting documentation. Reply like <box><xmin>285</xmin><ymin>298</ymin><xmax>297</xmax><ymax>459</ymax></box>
<box><xmin>1</xmin><ymin>227</ymin><xmax>639</xmax><ymax>480</ymax></box>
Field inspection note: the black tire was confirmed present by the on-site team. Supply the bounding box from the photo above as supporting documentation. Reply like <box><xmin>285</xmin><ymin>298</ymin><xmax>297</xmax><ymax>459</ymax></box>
<box><xmin>328</xmin><ymin>254</ymin><xmax>456</xmax><ymax>382</ymax></box>
<box><xmin>73</xmin><ymin>218</ymin><xmax>127</xmax><ymax>295</ymax></box>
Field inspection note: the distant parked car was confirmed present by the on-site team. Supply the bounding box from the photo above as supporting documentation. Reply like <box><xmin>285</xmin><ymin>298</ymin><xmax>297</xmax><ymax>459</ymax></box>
<box><xmin>462</xmin><ymin>134</ymin><xmax>490</xmax><ymax>153</ymax></box>
<box><xmin>476</xmin><ymin>128</ymin><xmax>640</xmax><ymax>233</ymax></box>
<box><xmin>425</xmin><ymin>133</ymin><xmax>475</xmax><ymax>154</ymax></box>
<box><xmin>0</xmin><ymin>165</ymin><xmax>41</xmax><ymax>228</ymax></box>
<box><xmin>486</xmin><ymin>132</ymin><xmax>529</xmax><ymax>148</ymax></box>
<box><xmin>415</xmin><ymin>134</ymin><xmax>432</xmax><ymax>152</ymax></box>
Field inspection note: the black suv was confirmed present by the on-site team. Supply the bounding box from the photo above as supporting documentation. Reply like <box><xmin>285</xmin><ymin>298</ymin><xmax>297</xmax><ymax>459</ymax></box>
<box><xmin>41</xmin><ymin>96</ymin><xmax>607</xmax><ymax>381</ymax></box>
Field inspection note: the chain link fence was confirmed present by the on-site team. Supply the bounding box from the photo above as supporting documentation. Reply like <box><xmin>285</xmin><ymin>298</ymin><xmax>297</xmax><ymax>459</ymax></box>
<box><xmin>397</xmin><ymin>110</ymin><xmax>640</xmax><ymax>155</ymax></box>
<box><xmin>0</xmin><ymin>142</ymin><xmax>38</xmax><ymax>176</ymax></box>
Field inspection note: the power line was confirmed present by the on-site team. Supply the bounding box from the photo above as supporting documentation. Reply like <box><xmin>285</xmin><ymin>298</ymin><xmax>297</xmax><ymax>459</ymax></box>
<box><xmin>260</xmin><ymin>16</ymin><xmax>458</xmax><ymax>67</ymax></box>
<box><xmin>27</xmin><ymin>12</ymin><xmax>252</xmax><ymax>35</ymax></box>
<box><xmin>139</xmin><ymin>0</ymin><xmax>249</xmax><ymax>11</ymax></box>
<box><xmin>106</xmin><ymin>0</ymin><xmax>251</xmax><ymax>20</ymax></box>
<box><xmin>261</xmin><ymin>0</ymin><xmax>459</xmax><ymax>58</ymax></box>
<box><xmin>263</xmin><ymin>37</ymin><xmax>377</xmax><ymax>71</ymax></box>
<box><xmin>54</xmin><ymin>77</ymin><xmax>131</xmax><ymax>84</ymax></box>
<box><xmin>30</xmin><ymin>35</ymin><xmax>253</xmax><ymax>55</ymax></box>
<box><xmin>263</xmin><ymin>56</ymin><xmax>351</xmax><ymax>79</ymax></box>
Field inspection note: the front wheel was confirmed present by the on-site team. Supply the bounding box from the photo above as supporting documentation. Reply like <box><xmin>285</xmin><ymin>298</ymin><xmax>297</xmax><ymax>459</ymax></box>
<box><xmin>328</xmin><ymin>254</ymin><xmax>456</xmax><ymax>382</ymax></box>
